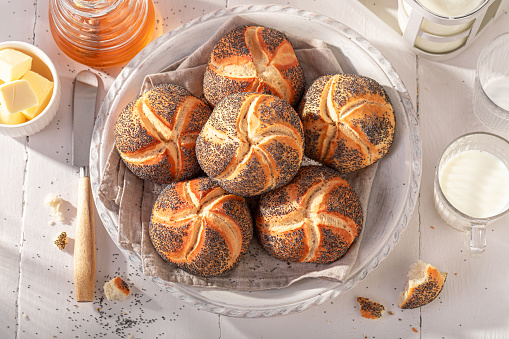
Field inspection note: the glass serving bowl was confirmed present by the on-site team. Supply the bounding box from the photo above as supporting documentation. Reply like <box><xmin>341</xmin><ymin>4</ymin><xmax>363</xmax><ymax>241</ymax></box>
<box><xmin>90</xmin><ymin>5</ymin><xmax>422</xmax><ymax>317</ymax></box>
<box><xmin>48</xmin><ymin>0</ymin><xmax>155</xmax><ymax>68</ymax></box>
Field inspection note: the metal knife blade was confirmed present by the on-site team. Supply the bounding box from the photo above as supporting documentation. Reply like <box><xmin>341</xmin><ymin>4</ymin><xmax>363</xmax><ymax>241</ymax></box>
<box><xmin>73</xmin><ymin>70</ymin><xmax>98</xmax><ymax>168</ymax></box>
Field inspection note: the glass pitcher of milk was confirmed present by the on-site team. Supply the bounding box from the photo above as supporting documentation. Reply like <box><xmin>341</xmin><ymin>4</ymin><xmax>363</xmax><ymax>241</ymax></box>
<box><xmin>434</xmin><ymin>132</ymin><xmax>509</xmax><ymax>256</ymax></box>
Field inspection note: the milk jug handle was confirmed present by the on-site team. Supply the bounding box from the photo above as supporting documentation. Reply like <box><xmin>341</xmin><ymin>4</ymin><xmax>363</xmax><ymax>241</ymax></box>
<box><xmin>468</xmin><ymin>223</ymin><xmax>487</xmax><ymax>256</ymax></box>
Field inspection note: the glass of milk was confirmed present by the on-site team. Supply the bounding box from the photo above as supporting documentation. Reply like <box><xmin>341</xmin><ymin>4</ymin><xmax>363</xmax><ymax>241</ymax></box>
<box><xmin>473</xmin><ymin>32</ymin><xmax>509</xmax><ymax>132</ymax></box>
<box><xmin>434</xmin><ymin>132</ymin><xmax>509</xmax><ymax>256</ymax></box>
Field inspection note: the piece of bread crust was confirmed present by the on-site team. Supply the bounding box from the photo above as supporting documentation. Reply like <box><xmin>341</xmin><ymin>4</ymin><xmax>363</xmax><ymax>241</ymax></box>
<box><xmin>398</xmin><ymin>260</ymin><xmax>447</xmax><ymax>309</ymax></box>
<box><xmin>54</xmin><ymin>232</ymin><xmax>67</xmax><ymax>250</ymax></box>
<box><xmin>357</xmin><ymin>297</ymin><xmax>385</xmax><ymax>319</ymax></box>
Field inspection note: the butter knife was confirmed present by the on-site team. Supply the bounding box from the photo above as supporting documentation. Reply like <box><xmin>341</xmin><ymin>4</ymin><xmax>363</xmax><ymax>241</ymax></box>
<box><xmin>72</xmin><ymin>70</ymin><xmax>98</xmax><ymax>302</ymax></box>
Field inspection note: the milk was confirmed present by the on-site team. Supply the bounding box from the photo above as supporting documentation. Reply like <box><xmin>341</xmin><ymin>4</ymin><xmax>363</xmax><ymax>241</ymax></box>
<box><xmin>439</xmin><ymin>150</ymin><xmax>509</xmax><ymax>218</ymax></box>
<box><xmin>417</xmin><ymin>0</ymin><xmax>484</xmax><ymax>17</ymax></box>
<box><xmin>483</xmin><ymin>77</ymin><xmax>509</xmax><ymax>111</ymax></box>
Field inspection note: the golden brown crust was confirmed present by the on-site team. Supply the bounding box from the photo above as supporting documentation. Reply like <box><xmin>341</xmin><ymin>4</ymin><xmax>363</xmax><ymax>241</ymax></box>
<box><xmin>255</xmin><ymin>165</ymin><xmax>363</xmax><ymax>264</ymax></box>
<box><xmin>357</xmin><ymin>297</ymin><xmax>385</xmax><ymax>319</ymax></box>
<box><xmin>114</xmin><ymin>84</ymin><xmax>212</xmax><ymax>184</ymax></box>
<box><xmin>203</xmin><ymin>26</ymin><xmax>305</xmax><ymax>107</ymax></box>
<box><xmin>149</xmin><ymin>177</ymin><xmax>253</xmax><ymax>277</ymax></box>
<box><xmin>196</xmin><ymin>92</ymin><xmax>304</xmax><ymax>197</ymax></box>
<box><xmin>399</xmin><ymin>265</ymin><xmax>447</xmax><ymax>309</ymax></box>
<box><xmin>299</xmin><ymin>73</ymin><xmax>395</xmax><ymax>175</ymax></box>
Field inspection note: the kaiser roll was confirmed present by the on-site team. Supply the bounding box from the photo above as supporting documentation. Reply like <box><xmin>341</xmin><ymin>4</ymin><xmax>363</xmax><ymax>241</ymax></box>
<box><xmin>398</xmin><ymin>260</ymin><xmax>447</xmax><ymax>309</ymax></box>
<box><xmin>299</xmin><ymin>74</ymin><xmax>395</xmax><ymax>175</ymax></box>
<box><xmin>203</xmin><ymin>25</ymin><xmax>305</xmax><ymax>107</ymax></box>
<box><xmin>196</xmin><ymin>92</ymin><xmax>304</xmax><ymax>197</ymax></box>
<box><xmin>255</xmin><ymin>165</ymin><xmax>363</xmax><ymax>264</ymax></box>
<box><xmin>114</xmin><ymin>84</ymin><xmax>212</xmax><ymax>184</ymax></box>
<box><xmin>149</xmin><ymin>177</ymin><xmax>253</xmax><ymax>277</ymax></box>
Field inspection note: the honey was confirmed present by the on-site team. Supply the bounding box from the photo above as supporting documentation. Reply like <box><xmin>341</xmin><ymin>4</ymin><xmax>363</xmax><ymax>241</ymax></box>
<box><xmin>49</xmin><ymin>0</ymin><xmax>155</xmax><ymax>68</ymax></box>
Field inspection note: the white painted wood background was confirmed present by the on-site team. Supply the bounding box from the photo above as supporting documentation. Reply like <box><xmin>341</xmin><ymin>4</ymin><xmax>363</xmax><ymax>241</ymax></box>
<box><xmin>0</xmin><ymin>0</ymin><xmax>508</xmax><ymax>338</ymax></box>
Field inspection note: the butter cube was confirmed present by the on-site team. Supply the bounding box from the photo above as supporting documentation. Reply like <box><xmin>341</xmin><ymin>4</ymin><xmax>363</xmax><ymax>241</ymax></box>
<box><xmin>0</xmin><ymin>104</ymin><xmax>26</xmax><ymax>125</ymax></box>
<box><xmin>0</xmin><ymin>79</ymin><xmax>39</xmax><ymax>114</ymax></box>
<box><xmin>21</xmin><ymin>71</ymin><xmax>54</xmax><ymax>120</ymax></box>
<box><xmin>0</xmin><ymin>49</ymin><xmax>32</xmax><ymax>83</ymax></box>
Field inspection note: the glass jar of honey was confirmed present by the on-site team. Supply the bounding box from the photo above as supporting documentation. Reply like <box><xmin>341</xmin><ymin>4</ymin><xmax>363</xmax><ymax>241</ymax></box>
<box><xmin>49</xmin><ymin>0</ymin><xmax>155</xmax><ymax>68</ymax></box>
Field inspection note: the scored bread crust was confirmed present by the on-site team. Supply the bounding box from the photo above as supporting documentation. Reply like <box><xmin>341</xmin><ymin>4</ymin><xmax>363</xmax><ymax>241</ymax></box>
<box><xmin>196</xmin><ymin>92</ymin><xmax>304</xmax><ymax>197</ymax></box>
<box><xmin>149</xmin><ymin>177</ymin><xmax>253</xmax><ymax>277</ymax></box>
<box><xmin>255</xmin><ymin>165</ymin><xmax>363</xmax><ymax>264</ymax></box>
<box><xmin>299</xmin><ymin>74</ymin><xmax>395</xmax><ymax>175</ymax></box>
<box><xmin>398</xmin><ymin>260</ymin><xmax>447</xmax><ymax>309</ymax></box>
<box><xmin>114</xmin><ymin>84</ymin><xmax>212</xmax><ymax>184</ymax></box>
<box><xmin>203</xmin><ymin>25</ymin><xmax>305</xmax><ymax>107</ymax></box>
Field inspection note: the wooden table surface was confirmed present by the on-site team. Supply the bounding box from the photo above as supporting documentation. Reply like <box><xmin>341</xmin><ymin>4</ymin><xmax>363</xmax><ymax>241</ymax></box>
<box><xmin>1</xmin><ymin>0</ymin><xmax>508</xmax><ymax>338</ymax></box>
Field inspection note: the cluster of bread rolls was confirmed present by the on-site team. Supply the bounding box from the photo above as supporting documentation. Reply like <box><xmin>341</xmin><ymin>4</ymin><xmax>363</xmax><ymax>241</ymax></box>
<box><xmin>113</xmin><ymin>25</ymin><xmax>396</xmax><ymax>277</ymax></box>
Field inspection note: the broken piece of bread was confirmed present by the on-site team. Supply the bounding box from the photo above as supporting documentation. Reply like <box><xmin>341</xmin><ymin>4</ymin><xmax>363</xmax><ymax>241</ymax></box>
<box><xmin>104</xmin><ymin>277</ymin><xmax>130</xmax><ymax>301</ymax></box>
<box><xmin>45</xmin><ymin>193</ymin><xmax>64</xmax><ymax>221</ymax></box>
<box><xmin>399</xmin><ymin>260</ymin><xmax>447</xmax><ymax>309</ymax></box>
<box><xmin>357</xmin><ymin>297</ymin><xmax>385</xmax><ymax>319</ymax></box>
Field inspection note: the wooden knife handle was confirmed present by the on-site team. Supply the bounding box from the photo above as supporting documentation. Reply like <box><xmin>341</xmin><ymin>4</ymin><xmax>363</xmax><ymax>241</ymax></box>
<box><xmin>74</xmin><ymin>175</ymin><xmax>96</xmax><ymax>302</ymax></box>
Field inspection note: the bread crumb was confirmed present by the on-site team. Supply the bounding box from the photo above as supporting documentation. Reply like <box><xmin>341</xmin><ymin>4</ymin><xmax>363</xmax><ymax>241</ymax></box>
<box><xmin>388</xmin><ymin>311</ymin><xmax>394</xmax><ymax>315</ymax></box>
<box><xmin>54</xmin><ymin>232</ymin><xmax>67</xmax><ymax>250</ymax></box>
<box><xmin>357</xmin><ymin>297</ymin><xmax>385</xmax><ymax>319</ymax></box>
<box><xmin>45</xmin><ymin>193</ymin><xmax>64</xmax><ymax>221</ymax></box>
<box><xmin>104</xmin><ymin>277</ymin><xmax>130</xmax><ymax>301</ymax></box>
<box><xmin>22</xmin><ymin>313</ymin><xmax>28</xmax><ymax>320</ymax></box>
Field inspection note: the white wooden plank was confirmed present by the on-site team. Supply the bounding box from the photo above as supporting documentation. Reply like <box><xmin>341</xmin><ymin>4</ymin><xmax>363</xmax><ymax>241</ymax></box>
<box><xmin>0</xmin><ymin>138</ymin><xmax>27</xmax><ymax>339</ymax></box>
<box><xmin>358</xmin><ymin>0</ymin><xmax>402</xmax><ymax>35</ymax></box>
<box><xmin>0</xmin><ymin>0</ymin><xmax>36</xmax><ymax>337</ymax></box>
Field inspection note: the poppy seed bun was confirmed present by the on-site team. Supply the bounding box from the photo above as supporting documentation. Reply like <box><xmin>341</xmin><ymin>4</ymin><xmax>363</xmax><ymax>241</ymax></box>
<box><xmin>196</xmin><ymin>92</ymin><xmax>304</xmax><ymax>197</ymax></box>
<box><xmin>114</xmin><ymin>84</ymin><xmax>212</xmax><ymax>184</ymax></box>
<box><xmin>255</xmin><ymin>165</ymin><xmax>363</xmax><ymax>264</ymax></box>
<box><xmin>203</xmin><ymin>25</ymin><xmax>305</xmax><ymax>107</ymax></box>
<box><xmin>398</xmin><ymin>260</ymin><xmax>447</xmax><ymax>309</ymax></box>
<box><xmin>149</xmin><ymin>177</ymin><xmax>253</xmax><ymax>277</ymax></box>
<box><xmin>299</xmin><ymin>74</ymin><xmax>395</xmax><ymax>175</ymax></box>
